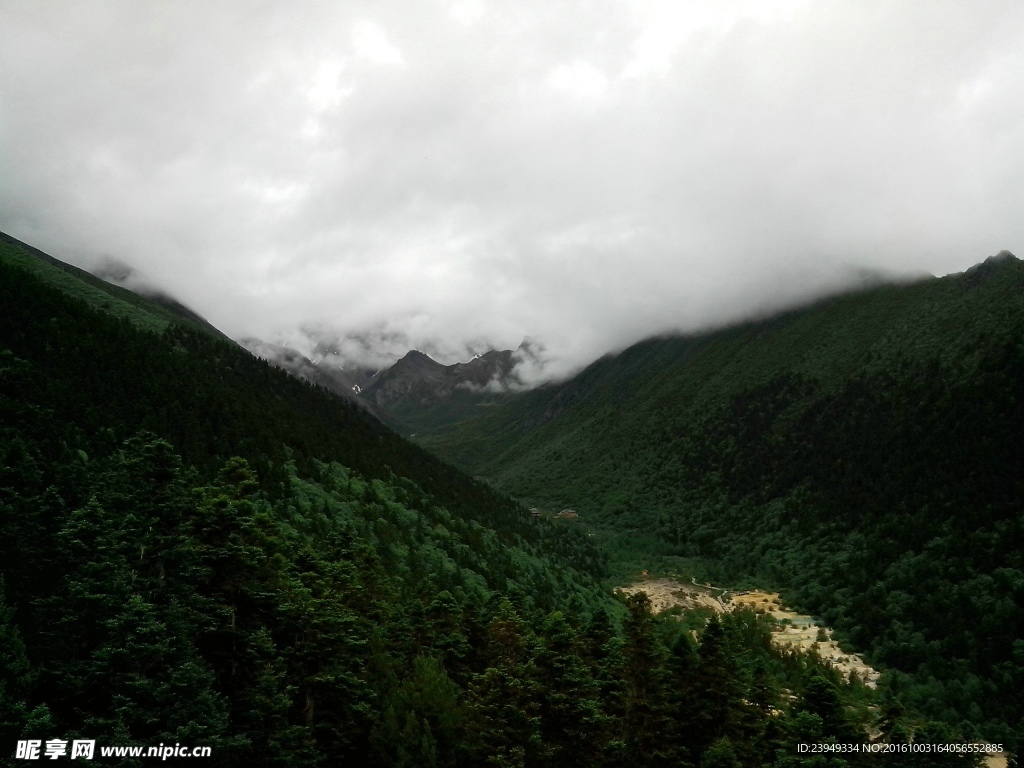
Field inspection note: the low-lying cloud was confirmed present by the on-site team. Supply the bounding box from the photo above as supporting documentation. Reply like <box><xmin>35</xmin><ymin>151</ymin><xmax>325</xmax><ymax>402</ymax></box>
<box><xmin>2</xmin><ymin>1</ymin><xmax>1023</xmax><ymax>383</ymax></box>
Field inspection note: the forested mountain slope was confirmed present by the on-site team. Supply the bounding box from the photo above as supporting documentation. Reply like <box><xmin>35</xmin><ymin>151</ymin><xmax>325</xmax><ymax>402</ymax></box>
<box><xmin>0</xmin><ymin>231</ymin><xmax>231</xmax><ymax>340</ymax></box>
<box><xmin>422</xmin><ymin>253</ymin><xmax>1024</xmax><ymax>743</ymax></box>
<box><xmin>0</xmin><ymin>234</ymin><xmax>940</xmax><ymax>765</ymax></box>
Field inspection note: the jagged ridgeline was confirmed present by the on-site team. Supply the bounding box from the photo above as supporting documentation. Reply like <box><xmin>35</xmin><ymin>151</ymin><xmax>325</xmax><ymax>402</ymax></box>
<box><xmin>421</xmin><ymin>253</ymin><xmax>1024</xmax><ymax>744</ymax></box>
<box><xmin>1</xmin><ymin>233</ymin><xmax>932</xmax><ymax>766</ymax></box>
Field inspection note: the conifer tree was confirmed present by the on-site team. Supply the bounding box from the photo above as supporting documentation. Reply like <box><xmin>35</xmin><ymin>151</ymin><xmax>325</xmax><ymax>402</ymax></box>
<box><xmin>618</xmin><ymin>593</ymin><xmax>675</xmax><ymax>767</ymax></box>
<box><xmin>467</xmin><ymin>600</ymin><xmax>540</xmax><ymax>767</ymax></box>
<box><xmin>0</xmin><ymin>576</ymin><xmax>55</xmax><ymax>748</ymax></box>
<box><xmin>533</xmin><ymin>611</ymin><xmax>610</xmax><ymax>767</ymax></box>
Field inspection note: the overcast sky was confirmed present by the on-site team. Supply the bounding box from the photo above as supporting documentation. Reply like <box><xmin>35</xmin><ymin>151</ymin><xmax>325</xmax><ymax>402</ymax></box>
<box><xmin>2</xmin><ymin>1</ymin><xmax>1023</xmax><ymax>381</ymax></box>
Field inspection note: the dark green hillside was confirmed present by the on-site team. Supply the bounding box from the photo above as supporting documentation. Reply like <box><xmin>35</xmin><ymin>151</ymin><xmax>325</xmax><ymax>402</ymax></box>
<box><xmin>1</xmin><ymin>234</ymin><xmax>921</xmax><ymax>766</ymax></box>
<box><xmin>0</xmin><ymin>231</ymin><xmax>230</xmax><ymax>339</ymax></box>
<box><xmin>0</xmin><ymin>234</ymin><xmax>597</xmax><ymax>564</ymax></box>
<box><xmin>423</xmin><ymin>254</ymin><xmax>1024</xmax><ymax>743</ymax></box>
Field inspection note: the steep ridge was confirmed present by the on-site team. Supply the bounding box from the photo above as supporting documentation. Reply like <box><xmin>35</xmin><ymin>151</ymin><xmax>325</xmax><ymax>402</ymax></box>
<box><xmin>0</xmin><ymin>231</ymin><xmax>391</xmax><ymax>415</ymax></box>
<box><xmin>238</xmin><ymin>337</ymin><xmax>383</xmax><ymax>415</ymax></box>
<box><xmin>421</xmin><ymin>254</ymin><xmax>1024</xmax><ymax>741</ymax></box>
<box><xmin>0</xmin><ymin>230</ymin><xmax>231</xmax><ymax>340</ymax></box>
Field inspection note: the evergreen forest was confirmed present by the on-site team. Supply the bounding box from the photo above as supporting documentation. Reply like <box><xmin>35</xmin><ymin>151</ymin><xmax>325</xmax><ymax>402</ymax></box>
<box><xmin>0</xmin><ymin>233</ymin><xmax>1007</xmax><ymax>766</ymax></box>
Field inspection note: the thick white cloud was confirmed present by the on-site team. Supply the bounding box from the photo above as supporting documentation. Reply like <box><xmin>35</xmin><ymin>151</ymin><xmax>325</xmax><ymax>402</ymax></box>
<box><xmin>2</xmin><ymin>0</ymin><xmax>1023</xmax><ymax>380</ymax></box>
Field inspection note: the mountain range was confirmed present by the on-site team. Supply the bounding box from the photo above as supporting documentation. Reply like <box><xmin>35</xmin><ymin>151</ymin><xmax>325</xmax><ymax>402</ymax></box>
<box><xmin>2</xmin><ymin>227</ymin><xmax>1020</xmax><ymax>761</ymax></box>
<box><xmin>240</xmin><ymin>335</ymin><xmax>535</xmax><ymax>434</ymax></box>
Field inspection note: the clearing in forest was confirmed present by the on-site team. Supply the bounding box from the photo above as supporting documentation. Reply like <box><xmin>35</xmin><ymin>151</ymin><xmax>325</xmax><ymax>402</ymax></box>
<box><xmin>619</xmin><ymin>579</ymin><xmax>879</xmax><ymax>687</ymax></box>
